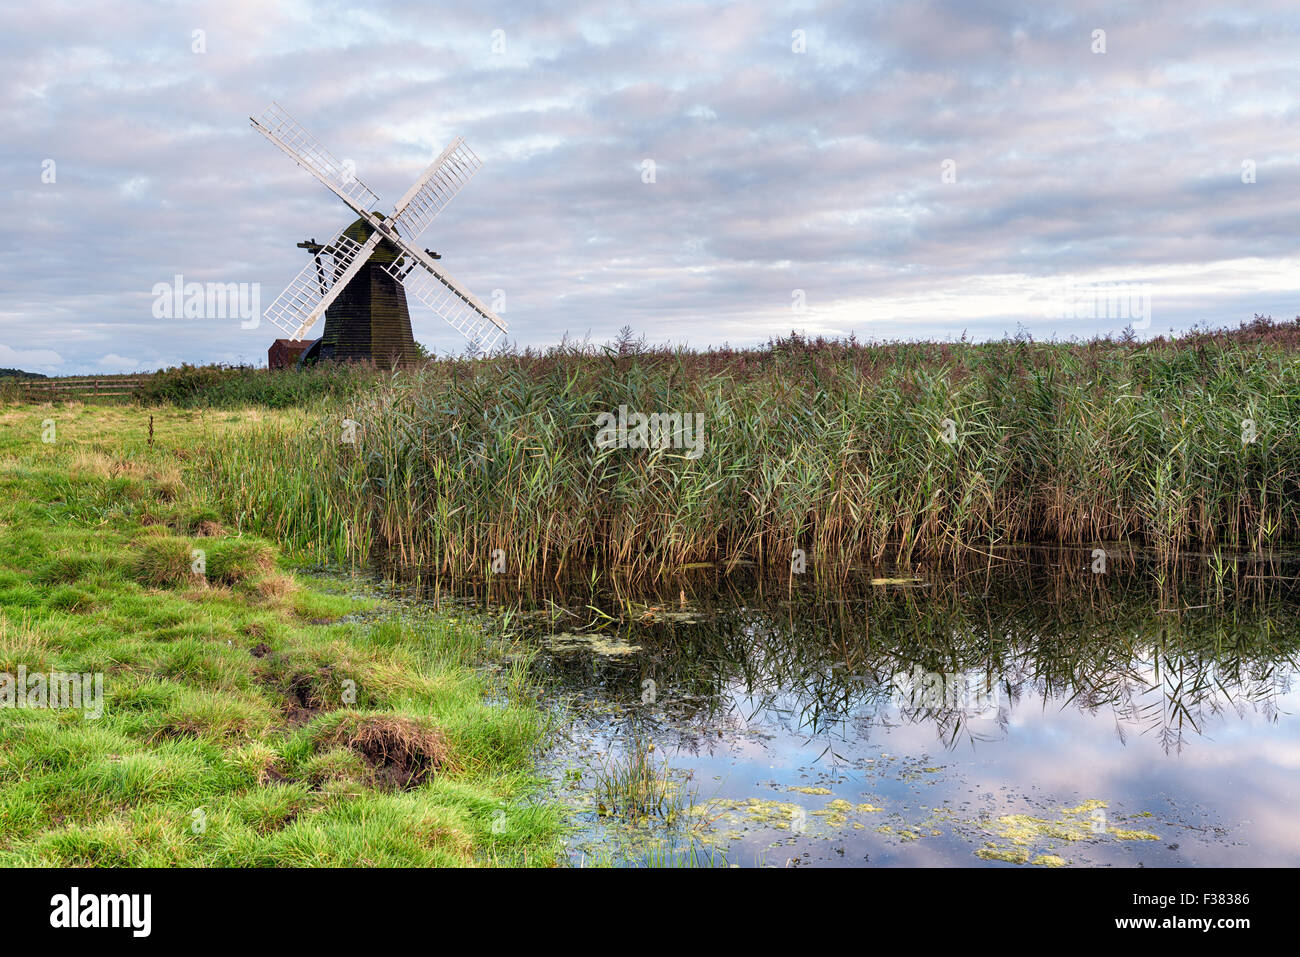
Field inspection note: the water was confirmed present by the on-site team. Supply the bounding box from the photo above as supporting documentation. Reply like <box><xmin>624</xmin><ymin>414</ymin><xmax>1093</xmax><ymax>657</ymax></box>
<box><xmin>473</xmin><ymin>550</ymin><xmax>1300</xmax><ymax>866</ymax></box>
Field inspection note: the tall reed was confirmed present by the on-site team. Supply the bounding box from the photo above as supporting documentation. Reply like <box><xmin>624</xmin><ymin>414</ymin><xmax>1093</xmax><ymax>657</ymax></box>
<box><xmin>198</xmin><ymin>323</ymin><xmax>1300</xmax><ymax>581</ymax></box>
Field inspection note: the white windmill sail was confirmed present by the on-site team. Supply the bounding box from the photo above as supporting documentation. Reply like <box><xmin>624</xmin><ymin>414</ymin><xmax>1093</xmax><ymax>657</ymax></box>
<box><xmin>389</xmin><ymin>138</ymin><xmax>483</xmax><ymax>242</ymax></box>
<box><xmin>386</xmin><ymin>251</ymin><xmax>507</xmax><ymax>353</ymax></box>
<box><xmin>263</xmin><ymin>229</ymin><xmax>383</xmax><ymax>339</ymax></box>
<box><xmin>250</xmin><ymin>103</ymin><xmax>380</xmax><ymax>215</ymax></box>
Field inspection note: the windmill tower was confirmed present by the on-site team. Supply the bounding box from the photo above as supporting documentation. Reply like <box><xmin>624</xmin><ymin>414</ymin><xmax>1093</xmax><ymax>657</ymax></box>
<box><xmin>251</xmin><ymin>103</ymin><xmax>506</xmax><ymax>363</ymax></box>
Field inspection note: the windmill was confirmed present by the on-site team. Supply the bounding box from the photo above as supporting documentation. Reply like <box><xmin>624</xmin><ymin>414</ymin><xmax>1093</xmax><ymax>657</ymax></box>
<box><xmin>250</xmin><ymin>103</ymin><xmax>506</xmax><ymax>364</ymax></box>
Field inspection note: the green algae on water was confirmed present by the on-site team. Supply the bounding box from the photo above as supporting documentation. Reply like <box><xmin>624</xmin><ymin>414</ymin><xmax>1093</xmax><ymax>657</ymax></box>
<box><xmin>971</xmin><ymin>800</ymin><xmax>1163</xmax><ymax>865</ymax></box>
<box><xmin>545</xmin><ymin>632</ymin><xmax>643</xmax><ymax>656</ymax></box>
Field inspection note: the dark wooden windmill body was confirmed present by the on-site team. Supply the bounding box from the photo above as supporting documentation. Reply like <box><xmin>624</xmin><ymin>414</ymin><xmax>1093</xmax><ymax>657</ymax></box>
<box><xmin>297</xmin><ymin>216</ymin><xmax>422</xmax><ymax>367</ymax></box>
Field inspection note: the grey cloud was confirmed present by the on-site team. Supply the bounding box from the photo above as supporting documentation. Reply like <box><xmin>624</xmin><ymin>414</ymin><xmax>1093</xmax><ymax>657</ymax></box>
<box><xmin>1</xmin><ymin>0</ymin><xmax>1298</xmax><ymax>372</ymax></box>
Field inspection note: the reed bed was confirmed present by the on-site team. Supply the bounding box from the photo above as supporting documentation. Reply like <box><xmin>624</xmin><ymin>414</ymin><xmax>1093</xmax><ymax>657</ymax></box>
<box><xmin>200</xmin><ymin>320</ymin><xmax>1300</xmax><ymax>581</ymax></box>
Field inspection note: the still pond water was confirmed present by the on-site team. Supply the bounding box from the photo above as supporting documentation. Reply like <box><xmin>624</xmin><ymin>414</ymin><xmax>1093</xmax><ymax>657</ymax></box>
<box><xmin>470</xmin><ymin>550</ymin><xmax>1300</xmax><ymax>867</ymax></box>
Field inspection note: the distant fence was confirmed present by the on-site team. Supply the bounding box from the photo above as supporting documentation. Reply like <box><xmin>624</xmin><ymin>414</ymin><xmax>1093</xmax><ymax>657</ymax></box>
<box><xmin>16</xmin><ymin>377</ymin><xmax>144</xmax><ymax>401</ymax></box>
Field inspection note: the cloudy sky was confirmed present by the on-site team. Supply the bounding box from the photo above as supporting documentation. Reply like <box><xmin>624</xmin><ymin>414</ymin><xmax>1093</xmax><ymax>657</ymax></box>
<box><xmin>2</xmin><ymin>0</ymin><xmax>1298</xmax><ymax>373</ymax></box>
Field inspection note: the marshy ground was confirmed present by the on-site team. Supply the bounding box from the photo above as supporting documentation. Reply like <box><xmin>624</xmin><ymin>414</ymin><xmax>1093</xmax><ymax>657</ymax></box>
<box><xmin>4</xmin><ymin>323</ymin><xmax>1299</xmax><ymax>867</ymax></box>
<box><xmin>0</xmin><ymin>405</ymin><xmax>562</xmax><ymax>866</ymax></box>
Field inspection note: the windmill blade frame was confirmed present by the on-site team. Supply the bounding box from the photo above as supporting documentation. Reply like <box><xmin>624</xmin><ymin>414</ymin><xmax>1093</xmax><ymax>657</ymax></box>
<box><xmin>250</xmin><ymin>103</ymin><xmax>380</xmax><ymax>216</ymax></box>
<box><xmin>389</xmin><ymin>137</ymin><xmax>483</xmax><ymax>242</ymax></box>
<box><xmin>263</xmin><ymin>230</ymin><xmax>384</xmax><ymax>339</ymax></box>
<box><xmin>386</xmin><ymin>246</ymin><xmax>507</xmax><ymax>354</ymax></box>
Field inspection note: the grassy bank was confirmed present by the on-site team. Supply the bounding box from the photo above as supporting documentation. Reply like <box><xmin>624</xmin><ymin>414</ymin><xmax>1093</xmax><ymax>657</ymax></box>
<box><xmin>201</xmin><ymin>322</ymin><xmax>1300</xmax><ymax>581</ymax></box>
<box><xmin>0</xmin><ymin>404</ymin><xmax>562</xmax><ymax>866</ymax></box>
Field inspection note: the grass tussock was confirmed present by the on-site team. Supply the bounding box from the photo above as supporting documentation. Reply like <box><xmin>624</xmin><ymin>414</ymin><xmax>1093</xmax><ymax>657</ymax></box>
<box><xmin>131</xmin><ymin>535</ymin><xmax>195</xmax><ymax>587</ymax></box>
<box><xmin>130</xmin><ymin>534</ymin><xmax>275</xmax><ymax>588</ymax></box>
<box><xmin>316</xmin><ymin>713</ymin><xmax>457</xmax><ymax>791</ymax></box>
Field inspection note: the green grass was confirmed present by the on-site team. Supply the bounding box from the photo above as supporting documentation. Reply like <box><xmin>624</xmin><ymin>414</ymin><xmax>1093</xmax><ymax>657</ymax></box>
<box><xmin>197</xmin><ymin>321</ymin><xmax>1300</xmax><ymax>581</ymax></box>
<box><xmin>0</xmin><ymin>404</ymin><xmax>563</xmax><ymax>866</ymax></box>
